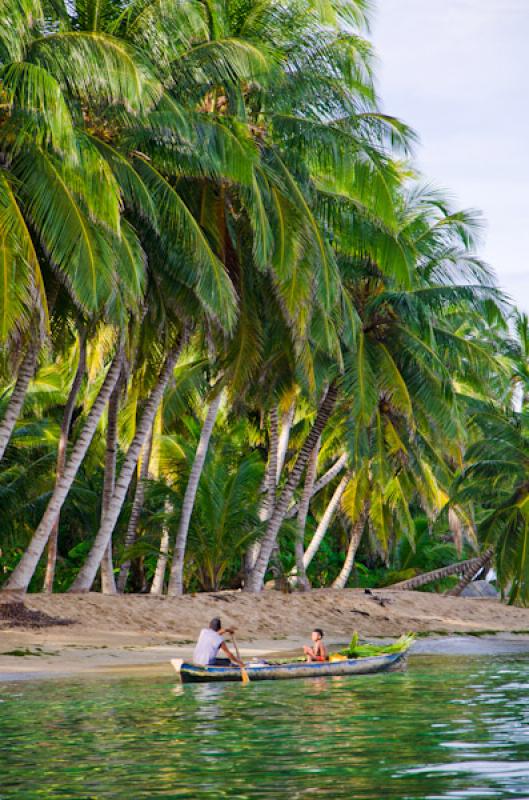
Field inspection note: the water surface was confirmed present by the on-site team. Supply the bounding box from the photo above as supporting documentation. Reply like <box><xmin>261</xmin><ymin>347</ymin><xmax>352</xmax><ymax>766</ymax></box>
<box><xmin>2</xmin><ymin>655</ymin><xmax>529</xmax><ymax>799</ymax></box>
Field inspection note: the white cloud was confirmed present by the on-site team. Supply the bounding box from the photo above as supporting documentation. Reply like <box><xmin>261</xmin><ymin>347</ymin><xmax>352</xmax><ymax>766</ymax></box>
<box><xmin>373</xmin><ymin>1</ymin><xmax>529</xmax><ymax>310</ymax></box>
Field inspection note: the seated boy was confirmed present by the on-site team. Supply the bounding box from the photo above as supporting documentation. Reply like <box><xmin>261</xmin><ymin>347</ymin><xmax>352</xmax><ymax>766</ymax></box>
<box><xmin>303</xmin><ymin>628</ymin><xmax>328</xmax><ymax>662</ymax></box>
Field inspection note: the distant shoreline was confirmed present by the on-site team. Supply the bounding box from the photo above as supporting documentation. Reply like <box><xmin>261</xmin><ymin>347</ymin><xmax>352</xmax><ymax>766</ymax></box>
<box><xmin>1</xmin><ymin>589</ymin><xmax>529</xmax><ymax>682</ymax></box>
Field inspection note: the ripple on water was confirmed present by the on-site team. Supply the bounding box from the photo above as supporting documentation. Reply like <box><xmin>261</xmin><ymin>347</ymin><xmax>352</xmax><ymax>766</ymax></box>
<box><xmin>2</xmin><ymin>655</ymin><xmax>529</xmax><ymax>799</ymax></box>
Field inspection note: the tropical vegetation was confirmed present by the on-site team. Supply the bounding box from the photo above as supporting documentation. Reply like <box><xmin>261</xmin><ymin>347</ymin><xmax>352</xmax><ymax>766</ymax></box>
<box><xmin>0</xmin><ymin>0</ymin><xmax>526</xmax><ymax>603</ymax></box>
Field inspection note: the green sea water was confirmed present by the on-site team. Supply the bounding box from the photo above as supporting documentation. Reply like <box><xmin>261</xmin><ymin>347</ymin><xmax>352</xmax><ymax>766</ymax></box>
<box><xmin>2</xmin><ymin>655</ymin><xmax>529</xmax><ymax>799</ymax></box>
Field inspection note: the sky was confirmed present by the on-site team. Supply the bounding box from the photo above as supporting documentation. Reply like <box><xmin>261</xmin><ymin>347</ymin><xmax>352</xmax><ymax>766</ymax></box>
<box><xmin>373</xmin><ymin>0</ymin><xmax>529</xmax><ymax>312</ymax></box>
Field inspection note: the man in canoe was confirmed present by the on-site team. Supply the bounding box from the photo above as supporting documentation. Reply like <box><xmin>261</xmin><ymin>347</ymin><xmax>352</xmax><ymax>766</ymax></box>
<box><xmin>193</xmin><ymin>617</ymin><xmax>245</xmax><ymax>667</ymax></box>
<box><xmin>303</xmin><ymin>628</ymin><xmax>328</xmax><ymax>662</ymax></box>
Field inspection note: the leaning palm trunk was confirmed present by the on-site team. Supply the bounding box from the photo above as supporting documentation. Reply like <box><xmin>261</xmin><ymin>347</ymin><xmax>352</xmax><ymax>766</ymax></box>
<box><xmin>43</xmin><ymin>333</ymin><xmax>87</xmax><ymax>592</ymax></box>
<box><xmin>303</xmin><ymin>471</ymin><xmax>352</xmax><ymax>570</ymax></box>
<box><xmin>69</xmin><ymin>345</ymin><xmax>182</xmax><ymax>593</ymax></box>
<box><xmin>276</xmin><ymin>401</ymin><xmax>295</xmax><ymax>483</ymax></box>
<box><xmin>150</xmin><ymin>501</ymin><xmax>172</xmax><ymax>596</ymax></box>
<box><xmin>388</xmin><ymin>552</ymin><xmax>494</xmax><ymax>591</ymax></box>
<box><xmin>246</xmin><ymin>384</ymin><xmax>338</xmax><ymax>593</ymax></box>
<box><xmin>271</xmin><ymin>402</ymin><xmax>295</xmax><ymax>587</ymax></box>
<box><xmin>332</xmin><ymin>504</ymin><xmax>369</xmax><ymax>589</ymax></box>
<box><xmin>167</xmin><ymin>389</ymin><xmax>224</xmax><ymax>596</ymax></box>
<box><xmin>286</xmin><ymin>452</ymin><xmax>347</xmax><ymax>519</ymax></box>
<box><xmin>117</xmin><ymin>427</ymin><xmax>154</xmax><ymax>592</ymax></box>
<box><xmin>100</xmin><ymin>382</ymin><xmax>121</xmax><ymax>595</ymax></box>
<box><xmin>0</xmin><ymin>338</ymin><xmax>39</xmax><ymax>462</ymax></box>
<box><xmin>445</xmin><ymin>547</ymin><xmax>495</xmax><ymax>597</ymax></box>
<box><xmin>262</xmin><ymin>406</ymin><xmax>280</xmax><ymax>523</ymax></box>
<box><xmin>3</xmin><ymin>350</ymin><xmax>124</xmax><ymax>593</ymax></box>
<box><xmin>292</xmin><ymin>437</ymin><xmax>320</xmax><ymax>590</ymax></box>
<box><xmin>245</xmin><ymin>406</ymin><xmax>279</xmax><ymax>574</ymax></box>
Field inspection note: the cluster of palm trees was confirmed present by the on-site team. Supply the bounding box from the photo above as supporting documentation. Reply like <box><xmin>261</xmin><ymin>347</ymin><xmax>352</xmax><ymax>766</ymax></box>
<box><xmin>0</xmin><ymin>0</ymin><xmax>526</xmax><ymax>602</ymax></box>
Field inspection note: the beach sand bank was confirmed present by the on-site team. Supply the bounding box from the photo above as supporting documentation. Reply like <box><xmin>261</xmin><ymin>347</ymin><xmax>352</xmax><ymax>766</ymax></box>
<box><xmin>2</xmin><ymin>588</ymin><xmax>529</xmax><ymax>681</ymax></box>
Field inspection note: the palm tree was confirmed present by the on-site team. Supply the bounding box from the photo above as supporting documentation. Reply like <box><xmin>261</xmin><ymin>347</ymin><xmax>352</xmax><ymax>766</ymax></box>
<box><xmin>332</xmin><ymin>502</ymin><xmax>369</xmax><ymax>589</ymax></box>
<box><xmin>453</xmin><ymin>405</ymin><xmax>529</xmax><ymax>605</ymax></box>
<box><xmin>303</xmin><ymin>471</ymin><xmax>353</xmax><ymax>570</ymax></box>
<box><xmin>141</xmin><ymin>0</ymin><xmax>405</xmax><ymax>593</ymax></box>
<box><xmin>99</xmin><ymin>378</ymin><xmax>122</xmax><ymax>594</ymax></box>
<box><xmin>163</xmin><ymin>434</ymin><xmax>264</xmax><ymax>592</ymax></box>
<box><xmin>4</xmin><ymin>348</ymin><xmax>124</xmax><ymax>591</ymax></box>
<box><xmin>0</xmin><ymin>339</ymin><xmax>41</xmax><ymax>462</ymax></box>
<box><xmin>168</xmin><ymin>386</ymin><xmax>225</xmax><ymax>595</ymax></box>
<box><xmin>68</xmin><ymin>341</ymin><xmax>185</xmax><ymax>591</ymax></box>
<box><xmin>42</xmin><ymin>328</ymin><xmax>87</xmax><ymax>591</ymax></box>
<box><xmin>116</xmin><ymin>429</ymin><xmax>154</xmax><ymax>592</ymax></box>
<box><xmin>293</xmin><ymin>436</ymin><xmax>320</xmax><ymax>589</ymax></box>
<box><xmin>0</xmin><ymin>0</ymin><xmax>154</xmax><ymax>510</ymax></box>
<box><xmin>245</xmin><ymin>382</ymin><xmax>339</xmax><ymax>591</ymax></box>
<box><xmin>2</xmin><ymin>0</ymin><xmax>243</xmax><ymax>594</ymax></box>
<box><xmin>2</xmin><ymin>0</ymin><xmax>515</xmax><ymax>603</ymax></box>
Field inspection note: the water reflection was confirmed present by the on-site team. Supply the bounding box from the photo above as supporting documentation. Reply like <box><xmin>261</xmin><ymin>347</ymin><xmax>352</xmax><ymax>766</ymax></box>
<box><xmin>2</xmin><ymin>656</ymin><xmax>529</xmax><ymax>798</ymax></box>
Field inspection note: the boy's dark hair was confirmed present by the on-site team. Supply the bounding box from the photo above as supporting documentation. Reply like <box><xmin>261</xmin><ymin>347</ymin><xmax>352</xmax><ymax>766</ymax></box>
<box><xmin>314</xmin><ymin>628</ymin><xmax>324</xmax><ymax>638</ymax></box>
<box><xmin>209</xmin><ymin>617</ymin><xmax>222</xmax><ymax>632</ymax></box>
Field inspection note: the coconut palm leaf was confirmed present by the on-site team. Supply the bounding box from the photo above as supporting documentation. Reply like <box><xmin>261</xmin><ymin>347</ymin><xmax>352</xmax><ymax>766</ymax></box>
<box><xmin>27</xmin><ymin>31</ymin><xmax>161</xmax><ymax>111</ymax></box>
<box><xmin>0</xmin><ymin>62</ymin><xmax>75</xmax><ymax>153</ymax></box>
<box><xmin>15</xmin><ymin>146</ymin><xmax>116</xmax><ymax>311</ymax></box>
<box><xmin>134</xmin><ymin>156</ymin><xmax>237</xmax><ymax>330</ymax></box>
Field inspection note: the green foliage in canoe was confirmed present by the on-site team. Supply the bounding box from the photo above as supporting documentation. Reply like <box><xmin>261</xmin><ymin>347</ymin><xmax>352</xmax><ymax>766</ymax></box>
<box><xmin>338</xmin><ymin>632</ymin><xmax>415</xmax><ymax>658</ymax></box>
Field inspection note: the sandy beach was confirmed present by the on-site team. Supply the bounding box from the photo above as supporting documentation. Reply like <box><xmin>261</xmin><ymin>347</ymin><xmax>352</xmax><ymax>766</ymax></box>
<box><xmin>2</xmin><ymin>588</ymin><xmax>529</xmax><ymax>681</ymax></box>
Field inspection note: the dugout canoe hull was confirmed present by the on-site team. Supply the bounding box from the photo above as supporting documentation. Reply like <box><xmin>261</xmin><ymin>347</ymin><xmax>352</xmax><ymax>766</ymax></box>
<box><xmin>172</xmin><ymin>652</ymin><xmax>405</xmax><ymax>683</ymax></box>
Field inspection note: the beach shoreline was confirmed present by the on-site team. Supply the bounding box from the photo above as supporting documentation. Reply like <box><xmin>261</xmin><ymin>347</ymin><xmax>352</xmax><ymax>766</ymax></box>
<box><xmin>2</xmin><ymin>588</ymin><xmax>529</xmax><ymax>682</ymax></box>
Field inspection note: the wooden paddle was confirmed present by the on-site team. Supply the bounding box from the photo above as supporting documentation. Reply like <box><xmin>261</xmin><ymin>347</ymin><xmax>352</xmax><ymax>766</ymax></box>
<box><xmin>232</xmin><ymin>635</ymin><xmax>250</xmax><ymax>684</ymax></box>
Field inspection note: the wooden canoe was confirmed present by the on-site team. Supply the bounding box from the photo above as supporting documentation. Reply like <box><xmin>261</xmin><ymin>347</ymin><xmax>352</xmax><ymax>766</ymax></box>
<box><xmin>171</xmin><ymin>652</ymin><xmax>405</xmax><ymax>684</ymax></box>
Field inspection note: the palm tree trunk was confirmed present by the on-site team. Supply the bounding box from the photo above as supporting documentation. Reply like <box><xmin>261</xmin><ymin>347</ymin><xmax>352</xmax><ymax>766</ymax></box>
<box><xmin>262</xmin><ymin>406</ymin><xmax>279</xmax><ymax>522</ymax></box>
<box><xmin>272</xmin><ymin>402</ymin><xmax>294</xmax><ymax>588</ymax></box>
<box><xmin>150</xmin><ymin>501</ymin><xmax>172</xmax><ymax>596</ymax></box>
<box><xmin>116</xmin><ymin>426</ymin><xmax>154</xmax><ymax>592</ymax></box>
<box><xmin>312</xmin><ymin>453</ymin><xmax>348</xmax><ymax>495</ymax></box>
<box><xmin>3</xmin><ymin>350</ymin><xmax>124</xmax><ymax>593</ymax></box>
<box><xmin>332</xmin><ymin>504</ymin><xmax>368</xmax><ymax>589</ymax></box>
<box><xmin>292</xmin><ymin>437</ymin><xmax>320</xmax><ymax>590</ymax></box>
<box><xmin>303</xmin><ymin>471</ymin><xmax>351</xmax><ymax>570</ymax></box>
<box><xmin>286</xmin><ymin>452</ymin><xmax>347</xmax><ymax>519</ymax></box>
<box><xmin>388</xmin><ymin>552</ymin><xmax>494</xmax><ymax>591</ymax></box>
<box><xmin>167</xmin><ymin>389</ymin><xmax>224</xmax><ymax>596</ymax></box>
<box><xmin>245</xmin><ymin>384</ymin><xmax>338</xmax><ymax>592</ymax></box>
<box><xmin>245</xmin><ymin>406</ymin><xmax>279</xmax><ymax>573</ymax></box>
<box><xmin>43</xmin><ymin>332</ymin><xmax>87</xmax><ymax>593</ymax></box>
<box><xmin>100</xmin><ymin>382</ymin><xmax>121</xmax><ymax>595</ymax></box>
<box><xmin>0</xmin><ymin>338</ymin><xmax>39</xmax><ymax>462</ymax></box>
<box><xmin>69</xmin><ymin>344</ymin><xmax>182</xmax><ymax>593</ymax></box>
<box><xmin>276</xmin><ymin>401</ymin><xmax>295</xmax><ymax>483</ymax></box>
<box><xmin>445</xmin><ymin>547</ymin><xmax>494</xmax><ymax>597</ymax></box>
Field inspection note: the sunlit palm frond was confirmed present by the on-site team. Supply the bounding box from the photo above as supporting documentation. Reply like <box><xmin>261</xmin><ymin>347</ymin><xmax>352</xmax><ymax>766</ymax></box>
<box><xmin>28</xmin><ymin>31</ymin><xmax>161</xmax><ymax>111</ymax></box>
<box><xmin>15</xmin><ymin>146</ymin><xmax>116</xmax><ymax>312</ymax></box>
<box><xmin>134</xmin><ymin>156</ymin><xmax>237</xmax><ymax>330</ymax></box>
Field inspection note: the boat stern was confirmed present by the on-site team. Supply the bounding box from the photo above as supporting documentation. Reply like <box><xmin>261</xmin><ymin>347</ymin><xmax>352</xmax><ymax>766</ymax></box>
<box><xmin>170</xmin><ymin>658</ymin><xmax>184</xmax><ymax>681</ymax></box>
